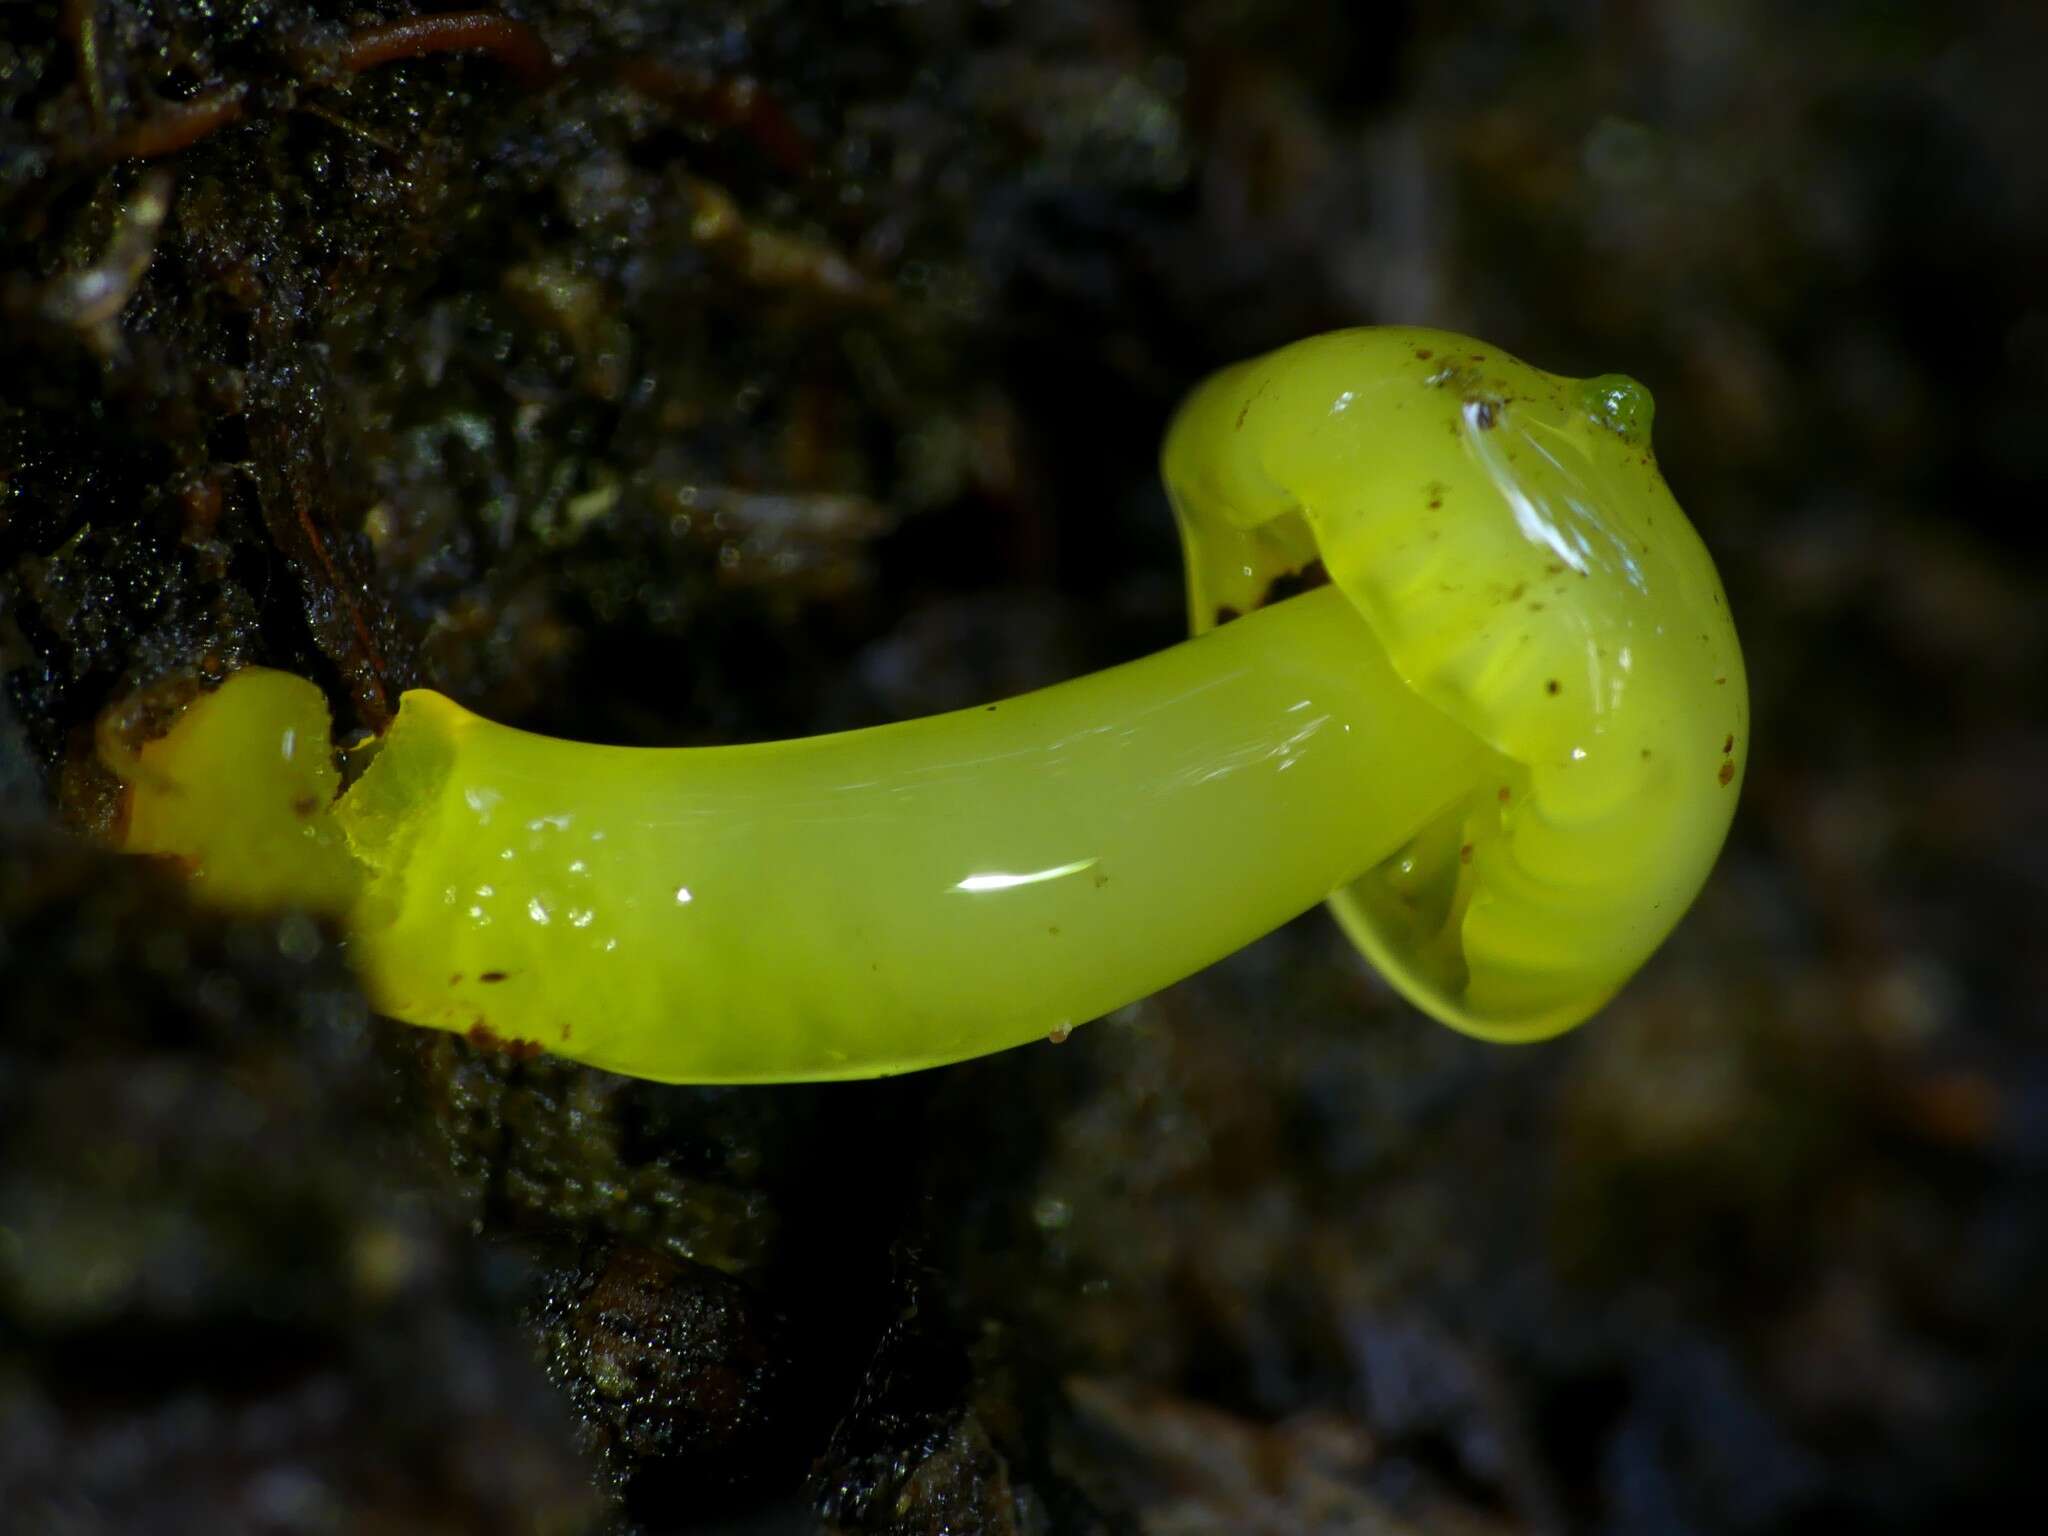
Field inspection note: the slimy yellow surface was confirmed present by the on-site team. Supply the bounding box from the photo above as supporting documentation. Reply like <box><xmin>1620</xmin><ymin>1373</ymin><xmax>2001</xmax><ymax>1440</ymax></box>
<box><xmin>108</xmin><ymin>328</ymin><xmax>1747</xmax><ymax>1078</ymax></box>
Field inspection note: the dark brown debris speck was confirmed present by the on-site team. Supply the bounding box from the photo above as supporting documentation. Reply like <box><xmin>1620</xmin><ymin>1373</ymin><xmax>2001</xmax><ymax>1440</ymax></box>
<box><xmin>467</xmin><ymin>1023</ymin><xmax>543</xmax><ymax>1059</ymax></box>
<box><xmin>1258</xmin><ymin>559</ymin><xmax>1330</xmax><ymax>609</ymax></box>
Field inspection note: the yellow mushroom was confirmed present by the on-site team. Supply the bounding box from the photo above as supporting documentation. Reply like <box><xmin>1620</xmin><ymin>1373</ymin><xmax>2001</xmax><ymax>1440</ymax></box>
<box><xmin>104</xmin><ymin>327</ymin><xmax>1746</xmax><ymax>1080</ymax></box>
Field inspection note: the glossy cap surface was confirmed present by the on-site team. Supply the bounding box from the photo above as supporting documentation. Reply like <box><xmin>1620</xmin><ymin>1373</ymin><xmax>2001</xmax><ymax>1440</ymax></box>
<box><xmin>1164</xmin><ymin>327</ymin><xmax>1748</xmax><ymax>1039</ymax></box>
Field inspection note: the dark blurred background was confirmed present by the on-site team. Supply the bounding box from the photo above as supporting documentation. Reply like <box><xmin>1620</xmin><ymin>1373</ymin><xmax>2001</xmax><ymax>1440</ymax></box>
<box><xmin>3</xmin><ymin>2</ymin><xmax>2043</xmax><ymax>1532</ymax></box>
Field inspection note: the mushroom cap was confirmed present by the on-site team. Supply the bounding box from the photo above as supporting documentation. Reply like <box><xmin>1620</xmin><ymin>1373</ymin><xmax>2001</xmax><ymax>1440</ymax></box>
<box><xmin>1164</xmin><ymin>327</ymin><xmax>1747</xmax><ymax>1040</ymax></box>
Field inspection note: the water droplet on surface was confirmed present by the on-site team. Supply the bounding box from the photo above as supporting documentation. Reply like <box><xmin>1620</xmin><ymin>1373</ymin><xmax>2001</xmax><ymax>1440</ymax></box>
<box><xmin>1580</xmin><ymin>374</ymin><xmax>1655</xmax><ymax>443</ymax></box>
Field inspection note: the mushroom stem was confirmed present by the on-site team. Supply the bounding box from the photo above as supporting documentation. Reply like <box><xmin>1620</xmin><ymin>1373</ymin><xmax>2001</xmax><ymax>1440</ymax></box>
<box><xmin>117</xmin><ymin>584</ymin><xmax>1496</xmax><ymax>1081</ymax></box>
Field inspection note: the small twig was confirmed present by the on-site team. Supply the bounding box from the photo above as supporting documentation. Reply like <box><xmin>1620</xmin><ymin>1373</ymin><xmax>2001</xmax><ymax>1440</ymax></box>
<box><xmin>63</xmin><ymin>0</ymin><xmax>107</xmax><ymax>132</ymax></box>
<box><xmin>615</xmin><ymin>60</ymin><xmax>812</xmax><ymax>175</ymax></box>
<box><xmin>339</xmin><ymin>10</ymin><xmax>558</xmax><ymax>90</ymax></box>
<box><xmin>292</xmin><ymin>98</ymin><xmax>407</xmax><ymax>158</ymax></box>
<box><xmin>684</xmin><ymin>176</ymin><xmax>875</xmax><ymax>301</ymax></box>
<box><xmin>234</xmin><ymin>451</ymin><xmax>401</xmax><ymax>734</ymax></box>
<box><xmin>35</xmin><ymin>169</ymin><xmax>173</xmax><ymax>353</ymax></box>
<box><xmin>98</xmin><ymin>12</ymin><xmax>555</xmax><ymax>163</ymax></box>
<box><xmin>101</xmin><ymin>84</ymin><xmax>249</xmax><ymax>162</ymax></box>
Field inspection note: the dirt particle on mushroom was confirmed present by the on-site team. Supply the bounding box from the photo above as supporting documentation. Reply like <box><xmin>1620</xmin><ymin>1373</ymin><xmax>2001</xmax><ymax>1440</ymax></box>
<box><xmin>1256</xmin><ymin>560</ymin><xmax>1330</xmax><ymax>609</ymax></box>
<box><xmin>467</xmin><ymin>1022</ymin><xmax>543</xmax><ymax>1059</ymax></box>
